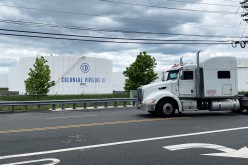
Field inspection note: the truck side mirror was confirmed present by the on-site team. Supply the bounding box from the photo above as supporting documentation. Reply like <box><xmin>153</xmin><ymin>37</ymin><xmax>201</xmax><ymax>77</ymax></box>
<box><xmin>179</xmin><ymin>70</ymin><xmax>184</xmax><ymax>80</ymax></box>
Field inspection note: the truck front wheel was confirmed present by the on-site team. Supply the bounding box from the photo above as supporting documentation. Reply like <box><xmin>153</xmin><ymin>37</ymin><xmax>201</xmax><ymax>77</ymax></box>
<box><xmin>158</xmin><ymin>99</ymin><xmax>176</xmax><ymax>117</ymax></box>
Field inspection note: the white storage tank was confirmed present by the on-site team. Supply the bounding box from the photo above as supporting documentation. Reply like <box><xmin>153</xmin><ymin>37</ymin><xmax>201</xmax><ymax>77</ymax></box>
<box><xmin>237</xmin><ymin>59</ymin><xmax>248</xmax><ymax>92</ymax></box>
<box><xmin>8</xmin><ymin>56</ymin><xmax>113</xmax><ymax>95</ymax></box>
<box><xmin>0</xmin><ymin>74</ymin><xmax>8</xmax><ymax>88</ymax></box>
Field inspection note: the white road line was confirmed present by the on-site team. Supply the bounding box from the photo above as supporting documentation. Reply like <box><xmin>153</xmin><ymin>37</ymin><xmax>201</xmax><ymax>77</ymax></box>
<box><xmin>164</xmin><ymin>143</ymin><xmax>236</xmax><ymax>152</ymax></box>
<box><xmin>1</xmin><ymin>126</ymin><xmax>248</xmax><ymax>160</ymax></box>
<box><xmin>1</xmin><ymin>158</ymin><xmax>60</xmax><ymax>165</ymax></box>
<box><xmin>164</xmin><ymin>143</ymin><xmax>248</xmax><ymax>159</ymax></box>
<box><xmin>46</xmin><ymin>115</ymin><xmax>97</xmax><ymax>120</ymax></box>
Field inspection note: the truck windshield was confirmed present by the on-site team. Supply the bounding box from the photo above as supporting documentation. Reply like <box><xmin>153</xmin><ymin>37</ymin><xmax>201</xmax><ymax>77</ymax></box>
<box><xmin>166</xmin><ymin>70</ymin><xmax>179</xmax><ymax>81</ymax></box>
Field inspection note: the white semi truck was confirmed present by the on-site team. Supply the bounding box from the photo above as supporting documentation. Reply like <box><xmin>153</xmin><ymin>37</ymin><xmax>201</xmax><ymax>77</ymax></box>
<box><xmin>136</xmin><ymin>52</ymin><xmax>248</xmax><ymax>116</ymax></box>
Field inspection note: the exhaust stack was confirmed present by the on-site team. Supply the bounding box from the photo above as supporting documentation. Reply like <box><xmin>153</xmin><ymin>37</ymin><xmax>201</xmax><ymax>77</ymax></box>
<box><xmin>197</xmin><ymin>51</ymin><xmax>200</xmax><ymax>69</ymax></box>
<box><xmin>196</xmin><ymin>51</ymin><xmax>202</xmax><ymax>98</ymax></box>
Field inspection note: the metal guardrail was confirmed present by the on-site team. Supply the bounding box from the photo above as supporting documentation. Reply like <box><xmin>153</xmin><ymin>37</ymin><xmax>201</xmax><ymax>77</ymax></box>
<box><xmin>0</xmin><ymin>98</ymin><xmax>137</xmax><ymax>112</ymax></box>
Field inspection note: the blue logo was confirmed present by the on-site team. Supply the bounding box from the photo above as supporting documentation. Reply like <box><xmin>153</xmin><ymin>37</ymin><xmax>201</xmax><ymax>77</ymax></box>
<box><xmin>80</xmin><ymin>63</ymin><xmax>90</xmax><ymax>73</ymax></box>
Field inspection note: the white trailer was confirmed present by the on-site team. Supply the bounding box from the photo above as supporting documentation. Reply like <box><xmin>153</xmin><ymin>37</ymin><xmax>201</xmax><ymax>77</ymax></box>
<box><xmin>136</xmin><ymin>52</ymin><xmax>248</xmax><ymax>116</ymax></box>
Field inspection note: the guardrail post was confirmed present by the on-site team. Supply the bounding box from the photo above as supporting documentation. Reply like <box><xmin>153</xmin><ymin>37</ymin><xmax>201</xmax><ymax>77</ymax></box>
<box><xmin>104</xmin><ymin>102</ymin><xmax>108</xmax><ymax>108</ymax></box>
<box><xmin>37</xmin><ymin>105</ymin><xmax>40</xmax><ymax>111</ymax></box>
<box><xmin>84</xmin><ymin>103</ymin><xmax>87</xmax><ymax>109</ymax></box>
<box><xmin>52</xmin><ymin>104</ymin><xmax>56</xmax><ymax>110</ymax></box>
<box><xmin>132</xmin><ymin>101</ymin><xmax>136</xmax><ymax>106</ymax></box>
<box><xmin>114</xmin><ymin>102</ymin><xmax>117</xmax><ymax>107</ymax></box>
<box><xmin>73</xmin><ymin>103</ymin><xmax>76</xmax><ymax>110</ymax></box>
<box><xmin>123</xmin><ymin>101</ymin><xmax>126</xmax><ymax>107</ymax></box>
<box><xmin>24</xmin><ymin>105</ymin><xmax>27</xmax><ymax>112</ymax></box>
<box><xmin>11</xmin><ymin>105</ymin><xmax>14</xmax><ymax>112</ymax></box>
<box><xmin>94</xmin><ymin>102</ymin><xmax>97</xmax><ymax>108</ymax></box>
<box><xmin>61</xmin><ymin>104</ymin><xmax>65</xmax><ymax>110</ymax></box>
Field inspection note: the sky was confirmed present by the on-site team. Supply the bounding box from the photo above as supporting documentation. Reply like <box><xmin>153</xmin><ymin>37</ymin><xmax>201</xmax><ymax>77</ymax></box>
<box><xmin>0</xmin><ymin>0</ymin><xmax>247</xmax><ymax>73</ymax></box>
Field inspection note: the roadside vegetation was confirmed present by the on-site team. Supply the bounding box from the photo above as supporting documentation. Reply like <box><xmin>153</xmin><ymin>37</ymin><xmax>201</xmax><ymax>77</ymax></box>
<box><xmin>123</xmin><ymin>51</ymin><xmax>158</xmax><ymax>91</ymax></box>
<box><xmin>239</xmin><ymin>91</ymin><xmax>248</xmax><ymax>96</ymax></box>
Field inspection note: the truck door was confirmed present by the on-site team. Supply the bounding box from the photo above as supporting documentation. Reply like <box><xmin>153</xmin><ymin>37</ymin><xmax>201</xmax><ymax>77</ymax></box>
<box><xmin>222</xmin><ymin>84</ymin><xmax>232</xmax><ymax>95</ymax></box>
<box><xmin>179</xmin><ymin>70</ymin><xmax>196</xmax><ymax>97</ymax></box>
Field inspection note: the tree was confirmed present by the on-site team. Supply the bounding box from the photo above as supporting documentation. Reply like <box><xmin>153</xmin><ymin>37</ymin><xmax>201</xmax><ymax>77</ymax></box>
<box><xmin>25</xmin><ymin>56</ymin><xmax>55</xmax><ymax>98</ymax></box>
<box><xmin>123</xmin><ymin>51</ymin><xmax>158</xmax><ymax>91</ymax></box>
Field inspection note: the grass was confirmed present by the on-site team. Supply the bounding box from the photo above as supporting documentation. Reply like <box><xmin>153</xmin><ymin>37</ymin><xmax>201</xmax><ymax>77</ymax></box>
<box><xmin>238</xmin><ymin>91</ymin><xmax>248</xmax><ymax>96</ymax></box>
<box><xmin>0</xmin><ymin>88</ymin><xmax>8</xmax><ymax>92</ymax></box>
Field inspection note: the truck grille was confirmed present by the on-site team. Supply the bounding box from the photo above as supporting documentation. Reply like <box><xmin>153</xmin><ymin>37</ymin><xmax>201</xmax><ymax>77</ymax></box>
<box><xmin>137</xmin><ymin>88</ymin><xmax>143</xmax><ymax>103</ymax></box>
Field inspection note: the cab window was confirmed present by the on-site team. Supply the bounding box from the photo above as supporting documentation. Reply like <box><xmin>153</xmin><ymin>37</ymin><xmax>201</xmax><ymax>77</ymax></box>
<box><xmin>180</xmin><ymin>71</ymin><xmax>194</xmax><ymax>80</ymax></box>
<box><xmin>217</xmin><ymin>71</ymin><xmax>230</xmax><ymax>79</ymax></box>
<box><xmin>167</xmin><ymin>70</ymin><xmax>179</xmax><ymax>81</ymax></box>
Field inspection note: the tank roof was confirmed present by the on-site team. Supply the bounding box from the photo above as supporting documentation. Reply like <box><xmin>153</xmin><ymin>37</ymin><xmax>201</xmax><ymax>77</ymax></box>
<box><xmin>237</xmin><ymin>59</ymin><xmax>248</xmax><ymax>68</ymax></box>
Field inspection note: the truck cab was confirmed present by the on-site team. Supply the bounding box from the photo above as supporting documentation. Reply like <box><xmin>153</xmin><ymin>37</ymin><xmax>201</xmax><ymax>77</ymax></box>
<box><xmin>137</xmin><ymin>53</ymin><xmax>241</xmax><ymax>116</ymax></box>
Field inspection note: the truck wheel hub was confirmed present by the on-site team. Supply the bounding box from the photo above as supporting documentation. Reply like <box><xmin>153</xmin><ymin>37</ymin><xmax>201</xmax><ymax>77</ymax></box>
<box><xmin>163</xmin><ymin>103</ymin><xmax>173</xmax><ymax>114</ymax></box>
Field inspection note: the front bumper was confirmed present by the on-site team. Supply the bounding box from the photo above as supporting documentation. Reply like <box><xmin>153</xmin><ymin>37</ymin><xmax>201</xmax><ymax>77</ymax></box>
<box><xmin>136</xmin><ymin>102</ymin><xmax>156</xmax><ymax>112</ymax></box>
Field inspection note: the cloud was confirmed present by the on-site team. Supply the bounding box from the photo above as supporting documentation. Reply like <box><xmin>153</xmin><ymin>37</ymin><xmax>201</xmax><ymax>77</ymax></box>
<box><xmin>0</xmin><ymin>2</ymin><xmax>21</xmax><ymax>19</ymax></box>
<box><xmin>0</xmin><ymin>0</ymin><xmax>246</xmax><ymax>73</ymax></box>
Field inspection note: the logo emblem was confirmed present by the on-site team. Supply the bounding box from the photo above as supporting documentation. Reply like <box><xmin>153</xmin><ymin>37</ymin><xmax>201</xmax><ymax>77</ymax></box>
<box><xmin>80</xmin><ymin>63</ymin><xmax>90</xmax><ymax>73</ymax></box>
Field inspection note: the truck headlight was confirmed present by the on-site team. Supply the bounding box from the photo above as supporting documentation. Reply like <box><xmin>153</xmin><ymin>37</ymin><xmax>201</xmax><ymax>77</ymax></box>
<box><xmin>144</xmin><ymin>99</ymin><xmax>156</xmax><ymax>104</ymax></box>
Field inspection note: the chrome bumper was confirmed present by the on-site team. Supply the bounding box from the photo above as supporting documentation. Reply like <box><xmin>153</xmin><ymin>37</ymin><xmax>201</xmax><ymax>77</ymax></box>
<box><xmin>136</xmin><ymin>103</ymin><xmax>156</xmax><ymax>112</ymax></box>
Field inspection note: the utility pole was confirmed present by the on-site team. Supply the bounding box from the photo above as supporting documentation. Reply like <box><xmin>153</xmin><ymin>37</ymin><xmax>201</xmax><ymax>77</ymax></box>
<box><xmin>232</xmin><ymin>0</ymin><xmax>248</xmax><ymax>48</ymax></box>
<box><xmin>241</xmin><ymin>0</ymin><xmax>248</xmax><ymax>21</ymax></box>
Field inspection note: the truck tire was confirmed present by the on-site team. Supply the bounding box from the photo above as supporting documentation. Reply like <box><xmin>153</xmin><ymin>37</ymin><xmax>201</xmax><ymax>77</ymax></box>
<box><xmin>158</xmin><ymin>99</ymin><xmax>176</xmax><ymax>117</ymax></box>
<box><xmin>148</xmin><ymin>111</ymin><xmax>158</xmax><ymax>115</ymax></box>
<box><xmin>232</xmin><ymin>109</ymin><xmax>244</xmax><ymax>113</ymax></box>
<box><xmin>232</xmin><ymin>107</ymin><xmax>245</xmax><ymax>113</ymax></box>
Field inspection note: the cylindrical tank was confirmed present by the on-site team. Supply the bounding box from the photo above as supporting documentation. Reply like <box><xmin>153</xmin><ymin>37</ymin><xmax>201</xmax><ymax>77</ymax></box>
<box><xmin>209</xmin><ymin>99</ymin><xmax>240</xmax><ymax>111</ymax></box>
<box><xmin>8</xmin><ymin>56</ymin><xmax>113</xmax><ymax>95</ymax></box>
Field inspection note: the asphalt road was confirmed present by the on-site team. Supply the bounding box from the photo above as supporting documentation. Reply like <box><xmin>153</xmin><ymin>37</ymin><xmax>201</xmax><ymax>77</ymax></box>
<box><xmin>0</xmin><ymin>108</ymin><xmax>248</xmax><ymax>165</ymax></box>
